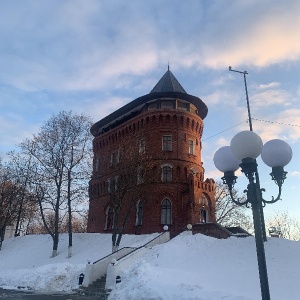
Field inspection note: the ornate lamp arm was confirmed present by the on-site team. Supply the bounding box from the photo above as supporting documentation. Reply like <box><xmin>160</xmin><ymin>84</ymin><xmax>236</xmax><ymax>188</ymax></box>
<box><xmin>261</xmin><ymin>184</ymin><xmax>282</xmax><ymax>204</ymax></box>
<box><xmin>261</xmin><ymin>166</ymin><xmax>286</xmax><ymax>204</ymax></box>
<box><xmin>229</xmin><ymin>186</ymin><xmax>249</xmax><ymax>206</ymax></box>
<box><xmin>221</xmin><ymin>171</ymin><xmax>249</xmax><ymax>206</ymax></box>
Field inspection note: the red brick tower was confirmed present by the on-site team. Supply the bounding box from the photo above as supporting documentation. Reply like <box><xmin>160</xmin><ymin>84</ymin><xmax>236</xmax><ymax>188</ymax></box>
<box><xmin>87</xmin><ymin>69</ymin><xmax>215</xmax><ymax>236</ymax></box>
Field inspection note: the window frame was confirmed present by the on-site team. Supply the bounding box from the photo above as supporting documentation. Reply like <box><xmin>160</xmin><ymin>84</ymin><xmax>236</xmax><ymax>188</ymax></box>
<box><xmin>188</xmin><ymin>139</ymin><xmax>195</xmax><ymax>155</ymax></box>
<box><xmin>162</xmin><ymin>135</ymin><xmax>172</xmax><ymax>151</ymax></box>
<box><xmin>161</xmin><ymin>198</ymin><xmax>172</xmax><ymax>225</ymax></box>
<box><xmin>139</xmin><ymin>139</ymin><xmax>146</xmax><ymax>154</ymax></box>
<box><xmin>161</xmin><ymin>164</ymin><xmax>172</xmax><ymax>182</ymax></box>
<box><xmin>135</xmin><ymin>200</ymin><xmax>143</xmax><ymax>226</ymax></box>
<box><xmin>105</xmin><ymin>206</ymin><xmax>114</xmax><ymax>230</ymax></box>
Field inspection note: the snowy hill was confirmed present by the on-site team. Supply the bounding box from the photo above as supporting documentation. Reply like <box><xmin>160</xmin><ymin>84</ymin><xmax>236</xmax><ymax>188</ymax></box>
<box><xmin>0</xmin><ymin>233</ymin><xmax>159</xmax><ymax>292</ymax></box>
<box><xmin>0</xmin><ymin>232</ymin><xmax>299</xmax><ymax>300</ymax></box>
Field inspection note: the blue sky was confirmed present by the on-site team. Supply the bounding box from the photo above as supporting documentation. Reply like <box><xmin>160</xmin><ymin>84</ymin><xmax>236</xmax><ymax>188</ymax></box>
<box><xmin>1</xmin><ymin>0</ymin><xmax>300</xmax><ymax>220</ymax></box>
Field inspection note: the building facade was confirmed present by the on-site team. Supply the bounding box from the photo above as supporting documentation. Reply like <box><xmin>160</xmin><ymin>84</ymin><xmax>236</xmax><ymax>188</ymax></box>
<box><xmin>87</xmin><ymin>69</ymin><xmax>216</xmax><ymax>236</ymax></box>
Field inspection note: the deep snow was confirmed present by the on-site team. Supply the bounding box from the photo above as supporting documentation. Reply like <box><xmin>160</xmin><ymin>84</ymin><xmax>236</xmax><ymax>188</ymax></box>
<box><xmin>0</xmin><ymin>232</ymin><xmax>159</xmax><ymax>293</ymax></box>
<box><xmin>0</xmin><ymin>232</ymin><xmax>299</xmax><ymax>300</ymax></box>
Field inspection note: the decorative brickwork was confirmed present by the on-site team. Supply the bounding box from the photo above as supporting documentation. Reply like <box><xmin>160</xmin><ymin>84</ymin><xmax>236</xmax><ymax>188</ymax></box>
<box><xmin>87</xmin><ymin>70</ymin><xmax>216</xmax><ymax>236</ymax></box>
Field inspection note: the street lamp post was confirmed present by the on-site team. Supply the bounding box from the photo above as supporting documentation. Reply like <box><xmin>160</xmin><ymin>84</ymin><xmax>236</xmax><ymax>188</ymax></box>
<box><xmin>213</xmin><ymin>131</ymin><xmax>293</xmax><ymax>300</ymax></box>
<box><xmin>229</xmin><ymin>66</ymin><xmax>268</xmax><ymax>241</ymax></box>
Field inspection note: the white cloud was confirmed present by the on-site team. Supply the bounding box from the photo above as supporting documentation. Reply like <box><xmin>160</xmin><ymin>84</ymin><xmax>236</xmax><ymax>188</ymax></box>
<box><xmin>253</xmin><ymin>109</ymin><xmax>300</xmax><ymax>143</ymax></box>
<box><xmin>290</xmin><ymin>171</ymin><xmax>300</xmax><ymax>178</ymax></box>
<box><xmin>192</xmin><ymin>1</ymin><xmax>300</xmax><ymax>68</ymax></box>
<box><xmin>1</xmin><ymin>1</ymin><xmax>300</xmax><ymax>93</ymax></box>
<box><xmin>258</xmin><ymin>82</ymin><xmax>281</xmax><ymax>89</ymax></box>
<box><xmin>251</xmin><ymin>89</ymin><xmax>292</xmax><ymax>108</ymax></box>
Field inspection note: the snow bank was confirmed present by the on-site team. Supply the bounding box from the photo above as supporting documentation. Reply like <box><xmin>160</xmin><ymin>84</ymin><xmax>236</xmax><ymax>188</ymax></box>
<box><xmin>109</xmin><ymin>232</ymin><xmax>300</xmax><ymax>300</ymax></box>
<box><xmin>0</xmin><ymin>231</ymin><xmax>299</xmax><ymax>299</ymax></box>
<box><xmin>0</xmin><ymin>232</ymin><xmax>159</xmax><ymax>292</ymax></box>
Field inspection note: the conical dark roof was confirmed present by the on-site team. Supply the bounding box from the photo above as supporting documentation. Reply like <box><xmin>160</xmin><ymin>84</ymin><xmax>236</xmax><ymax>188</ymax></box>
<box><xmin>150</xmin><ymin>69</ymin><xmax>187</xmax><ymax>94</ymax></box>
<box><xmin>91</xmin><ymin>69</ymin><xmax>208</xmax><ymax>136</ymax></box>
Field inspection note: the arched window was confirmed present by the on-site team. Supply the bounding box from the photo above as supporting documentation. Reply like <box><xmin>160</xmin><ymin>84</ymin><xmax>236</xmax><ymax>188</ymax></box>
<box><xmin>161</xmin><ymin>165</ymin><xmax>172</xmax><ymax>182</ymax></box>
<box><xmin>161</xmin><ymin>198</ymin><xmax>171</xmax><ymax>225</ymax></box>
<box><xmin>105</xmin><ymin>206</ymin><xmax>113</xmax><ymax>230</ymax></box>
<box><xmin>135</xmin><ymin>200</ymin><xmax>143</xmax><ymax>226</ymax></box>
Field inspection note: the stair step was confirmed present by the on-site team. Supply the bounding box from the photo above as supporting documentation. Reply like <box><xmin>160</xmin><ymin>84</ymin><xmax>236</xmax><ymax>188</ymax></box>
<box><xmin>78</xmin><ymin>275</ymin><xmax>109</xmax><ymax>299</ymax></box>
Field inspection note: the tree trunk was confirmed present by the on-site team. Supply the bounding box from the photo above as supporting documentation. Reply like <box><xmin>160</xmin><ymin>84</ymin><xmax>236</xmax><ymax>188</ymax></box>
<box><xmin>0</xmin><ymin>227</ymin><xmax>5</xmax><ymax>251</ymax></box>
<box><xmin>68</xmin><ymin>246</ymin><xmax>72</xmax><ymax>258</ymax></box>
<box><xmin>67</xmin><ymin>170</ymin><xmax>72</xmax><ymax>258</ymax></box>
<box><xmin>51</xmin><ymin>249</ymin><xmax>58</xmax><ymax>257</ymax></box>
<box><xmin>52</xmin><ymin>195</ymin><xmax>60</xmax><ymax>258</ymax></box>
<box><xmin>14</xmin><ymin>199</ymin><xmax>23</xmax><ymax>237</ymax></box>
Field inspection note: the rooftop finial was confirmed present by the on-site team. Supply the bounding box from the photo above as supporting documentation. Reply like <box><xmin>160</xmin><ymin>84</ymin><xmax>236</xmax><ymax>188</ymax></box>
<box><xmin>168</xmin><ymin>62</ymin><xmax>170</xmax><ymax>71</ymax></box>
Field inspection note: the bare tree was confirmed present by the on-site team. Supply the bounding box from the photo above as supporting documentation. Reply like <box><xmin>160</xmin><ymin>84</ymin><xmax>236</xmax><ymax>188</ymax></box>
<box><xmin>0</xmin><ymin>161</ymin><xmax>26</xmax><ymax>250</ymax></box>
<box><xmin>267</xmin><ymin>210</ymin><xmax>300</xmax><ymax>240</ymax></box>
<box><xmin>26</xmin><ymin>210</ymin><xmax>87</xmax><ymax>235</ymax></box>
<box><xmin>20</xmin><ymin>111</ymin><xmax>92</xmax><ymax>257</ymax></box>
<box><xmin>215</xmin><ymin>181</ymin><xmax>253</xmax><ymax>232</ymax></box>
<box><xmin>5</xmin><ymin>151</ymin><xmax>38</xmax><ymax>236</ymax></box>
<box><xmin>107</xmin><ymin>133</ymin><xmax>154</xmax><ymax>252</ymax></box>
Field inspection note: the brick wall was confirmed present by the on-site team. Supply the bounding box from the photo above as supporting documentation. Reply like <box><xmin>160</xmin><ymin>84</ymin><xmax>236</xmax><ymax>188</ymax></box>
<box><xmin>87</xmin><ymin>106</ymin><xmax>216</xmax><ymax>236</ymax></box>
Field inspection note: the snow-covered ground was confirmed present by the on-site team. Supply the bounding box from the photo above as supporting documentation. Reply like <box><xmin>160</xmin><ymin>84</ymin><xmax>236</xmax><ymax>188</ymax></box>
<box><xmin>0</xmin><ymin>232</ymin><xmax>159</xmax><ymax>293</ymax></box>
<box><xmin>0</xmin><ymin>232</ymin><xmax>299</xmax><ymax>300</ymax></box>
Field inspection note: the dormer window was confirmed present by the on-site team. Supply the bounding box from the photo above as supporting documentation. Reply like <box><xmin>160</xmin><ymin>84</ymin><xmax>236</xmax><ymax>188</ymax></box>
<box><xmin>178</xmin><ymin>101</ymin><xmax>189</xmax><ymax>111</ymax></box>
<box><xmin>161</xmin><ymin>100</ymin><xmax>175</xmax><ymax>109</ymax></box>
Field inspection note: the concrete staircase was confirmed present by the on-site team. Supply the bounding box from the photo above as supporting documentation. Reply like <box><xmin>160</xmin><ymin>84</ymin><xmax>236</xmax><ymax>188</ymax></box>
<box><xmin>77</xmin><ymin>276</ymin><xmax>109</xmax><ymax>299</ymax></box>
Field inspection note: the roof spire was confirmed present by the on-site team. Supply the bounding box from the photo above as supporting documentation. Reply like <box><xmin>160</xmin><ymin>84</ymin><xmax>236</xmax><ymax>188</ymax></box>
<box><xmin>150</xmin><ymin>68</ymin><xmax>187</xmax><ymax>94</ymax></box>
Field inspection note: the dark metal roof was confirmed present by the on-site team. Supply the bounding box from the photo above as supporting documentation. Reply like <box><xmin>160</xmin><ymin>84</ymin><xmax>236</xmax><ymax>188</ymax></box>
<box><xmin>150</xmin><ymin>69</ymin><xmax>187</xmax><ymax>94</ymax></box>
<box><xmin>91</xmin><ymin>70</ymin><xmax>208</xmax><ymax>137</ymax></box>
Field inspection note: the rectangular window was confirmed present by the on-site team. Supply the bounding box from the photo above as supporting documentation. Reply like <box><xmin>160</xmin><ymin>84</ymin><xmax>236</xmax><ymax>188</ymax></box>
<box><xmin>137</xmin><ymin>168</ymin><xmax>145</xmax><ymax>184</ymax></box>
<box><xmin>148</xmin><ymin>102</ymin><xmax>157</xmax><ymax>110</ymax></box>
<box><xmin>107</xmin><ymin>179</ymin><xmax>112</xmax><ymax>193</ymax></box>
<box><xmin>117</xmin><ymin>149</ymin><xmax>121</xmax><ymax>163</ymax></box>
<box><xmin>139</xmin><ymin>139</ymin><xmax>146</xmax><ymax>154</ymax></box>
<box><xmin>161</xmin><ymin>100</ymin><xmax>174</xmax><ymax>109</ymax></box>
<box><xmin>161</xmin><ymin>199</ymin><xmax>171</xmax><ymax>225</ymax></box>
<box><xmin>95</xmin><ymin>157</ymin><xmax>100</xmax><ymax>171</ymax></box>
<box><xmin>162</xmin><ymin>166</ymin><xmax>172</xmax><ymax>182</ymax></box>
<box><xmin>115</xmin><ymin>176</ymin><xmax>119</xmax><ymax>191</ymax></box>
<box><xmin>189</xmin><ymin>140</ymin><xmax>195</xmax><ymax>155</ymax></box>
<box><xmin>162</xmin><ymin>135</ymin><xmax>172</xmax><ymax>151</ymax></box>
<box><xmin>110</xmin><ymin>152</ymin><xmax>116</xmax><ymax>166</ymax></box>
<box><xmin>177</xmin><ymin>101</ymin><xmax>189</xmax><ymax>111</ymax></box>
<box><xmin>135</xmin><ymin>201</ymin><xmax>143</xmax><ymax>226</ymax></box>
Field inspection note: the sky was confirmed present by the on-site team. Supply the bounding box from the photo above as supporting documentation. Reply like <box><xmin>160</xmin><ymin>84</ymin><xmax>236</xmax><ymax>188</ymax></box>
<box><xmin>1</xmin><ymin>232</ymin><xmax>300</xmax><ymax>300</ymax></box>
<box><xmin>1</xmin><ymin>0</ymin><xmax>300</xmax><ymax>220</ymax></box>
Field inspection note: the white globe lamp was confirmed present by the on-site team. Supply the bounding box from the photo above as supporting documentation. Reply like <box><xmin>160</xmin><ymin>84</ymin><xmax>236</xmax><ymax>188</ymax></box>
<box><xmin>261</xmin><ymin>139</ymin><xmax>293</xmax><ymax>168</ymax></box>
<box><xmin>213</xmin><ymin>146</ymin><xmax>240</xmax><ymax>172</ymax></box>
<box><xmin>230</xmin><ymin>131</ymin><xmax>263</xmax><ymax>160</ymax></box>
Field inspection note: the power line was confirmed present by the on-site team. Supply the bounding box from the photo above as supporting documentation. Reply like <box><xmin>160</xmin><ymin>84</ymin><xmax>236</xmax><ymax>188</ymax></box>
<box><xmin>202</xmin><ymin>120</ymin><xmax>247</xmax><ymax>141</ymax></box>
<box><xmin>252</xmin><ymin>118</ymin><xmax>300</xmax><ymax>128</ymax></box>
<box><xmin>202</xmin><ymin>117</ymin><xmax>300</xmax><ymax>142</ymax></box>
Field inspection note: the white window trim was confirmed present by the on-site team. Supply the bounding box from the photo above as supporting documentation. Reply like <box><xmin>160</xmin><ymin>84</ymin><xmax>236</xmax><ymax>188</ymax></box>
<box><xmin>188</xmin><ymin>139</ymin><xmax>195</xmax><ymax>155</ymax></box>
